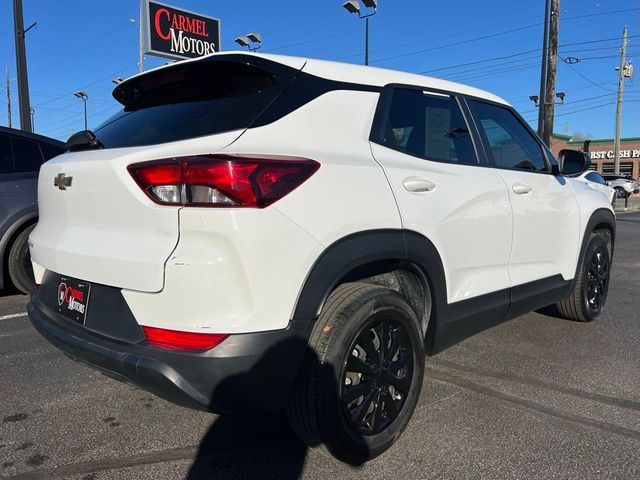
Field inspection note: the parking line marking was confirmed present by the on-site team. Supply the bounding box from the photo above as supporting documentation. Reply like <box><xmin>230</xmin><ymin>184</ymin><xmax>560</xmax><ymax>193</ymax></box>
<box><xmin>0</xmin><ymin>312</ymin><xmax>28</xmax><ymax>321</ymax></box>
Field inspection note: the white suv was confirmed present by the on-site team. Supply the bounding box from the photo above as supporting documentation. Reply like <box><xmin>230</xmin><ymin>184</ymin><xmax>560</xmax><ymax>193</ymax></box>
<box><xmin>28</xmin><ymin>52</ymin><xmax>615</xmax><ymax>462</ymax></box>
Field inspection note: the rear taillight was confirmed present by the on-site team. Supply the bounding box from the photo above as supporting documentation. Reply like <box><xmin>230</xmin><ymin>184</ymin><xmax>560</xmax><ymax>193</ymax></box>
<box><xmin>142</xmin><ymin>326</ymin><xmax>229</xmax><ymax>351</ymax></box>
<box><xmin>128</xmin><ymin>154</ymin><xmax>319</xmax><ymax>208</ymax></box>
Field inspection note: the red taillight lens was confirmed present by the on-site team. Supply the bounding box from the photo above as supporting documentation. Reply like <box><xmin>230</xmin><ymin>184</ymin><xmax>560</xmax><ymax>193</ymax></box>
<box><xmin>142</xmin><ymin>326</ymin><xmax>229</xmax><ymax>351</ymax></box>
<box><xmin>128</xmin><ymin>154</ymin><xmax>319</xmax><ymax>208</ymax></box>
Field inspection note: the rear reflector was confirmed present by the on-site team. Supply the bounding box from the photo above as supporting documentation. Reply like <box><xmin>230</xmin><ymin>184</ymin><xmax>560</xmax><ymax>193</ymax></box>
<box><xmin>142</xmin><ymin>326</ymin><xmax>229</xmax><ymax>351</ymax></box>
<box><xmin>128</xmin><ymin>154</ymin><xmax>319</xmax><ymax>208</ymax></box>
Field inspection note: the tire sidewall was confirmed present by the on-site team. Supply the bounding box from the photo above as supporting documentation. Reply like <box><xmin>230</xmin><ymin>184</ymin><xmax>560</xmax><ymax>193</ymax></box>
<box><xmin>8</xmin><ymin>224</ymin><xmax>36</xmax><ymax>294</ymax></box>
<box><xmin>318</xmin><ymin>290</ymin><xmax>425</xmax><ymax>462</ymax></box>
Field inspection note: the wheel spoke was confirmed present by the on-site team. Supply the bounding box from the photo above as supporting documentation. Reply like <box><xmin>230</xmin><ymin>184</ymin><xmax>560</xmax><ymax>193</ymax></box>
<box><xmin>382</xmin><ymin>390</ymin><xmax>399</xmax><ymax>421</ymax></box>
<box><xmin>369</xmin><ymin>390</ymin><xmax>383</xmax><ymax>430</ymax></box>
<box><xmin>389</xmin><ymin>373</ymin><xmax>412</xmax><ymax>394</ymax></box>
<box><xmin>353</xmin><ymin>388</ymin><xmax>377</xmax><ymax>428</ymax></box>
<box><xmin>386</xmin><ymin>329</ymin><xmax>400</xmax><ymax>361</ymax></box>
<box><xmin>357</xmin><ymin>329</ymin><xmax>378</xmax><ymax>365</ymax></box>
<box><xmin>373</xmin><ymin>322</ymin><xmax>385</xmax><ymax>364</ymax></box>
<box><xmin>346</xmin><ymin>354</ymin><xmax>375</xmax><ymax>375</ymax></box>
<box><xmin>390</xmin><ymin>351</ymin><xmax>412</xmax><ymax>371</ymax></box>
<box><xmin>342</xmin><ymin>379</ymin><xmax>374</xmax><ymax>404</ymax></box>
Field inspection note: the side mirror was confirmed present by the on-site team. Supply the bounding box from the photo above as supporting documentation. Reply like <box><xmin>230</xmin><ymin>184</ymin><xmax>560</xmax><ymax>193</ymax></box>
<box><xmin>558</xmin><ymin>149</ymin><xmax>590</xmax><ymax>176</ymax></box>
<box><xmin>66</xmin><ymin>130</ymin><xmax>103</xmax><ymax>152</ymax></box>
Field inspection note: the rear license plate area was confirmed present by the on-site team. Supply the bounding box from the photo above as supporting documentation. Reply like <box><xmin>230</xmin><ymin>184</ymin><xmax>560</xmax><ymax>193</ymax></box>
<box><xmin>55</xmin><ymin>275</ymin><xmax>91</xmax><ymax>325</ymax></box>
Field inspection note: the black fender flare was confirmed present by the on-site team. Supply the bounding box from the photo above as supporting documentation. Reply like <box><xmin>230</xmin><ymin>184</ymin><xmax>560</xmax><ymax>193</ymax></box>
<box><xmin>291</xmin><ymin>229</ymin><xmax>448</xmax><ymax>325</ymax></box>
<box><xmin>574</xmin><ymin>208</ymin><xmax>616</xmax><ymax>281</ymax></box>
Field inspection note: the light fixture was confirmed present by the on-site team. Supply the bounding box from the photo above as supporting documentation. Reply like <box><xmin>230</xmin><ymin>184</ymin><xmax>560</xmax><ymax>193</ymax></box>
<box><xmin>235</xmin><ymin>33</ymin><xmax>262</xmax><ymax>51</ymax></box>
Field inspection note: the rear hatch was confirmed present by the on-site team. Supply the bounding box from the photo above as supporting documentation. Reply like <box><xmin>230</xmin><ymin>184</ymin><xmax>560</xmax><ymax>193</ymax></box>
<box><xmin>30</xmin><ymin>54</ymin><xmax>305</xmax><ymax>292</ymax></box>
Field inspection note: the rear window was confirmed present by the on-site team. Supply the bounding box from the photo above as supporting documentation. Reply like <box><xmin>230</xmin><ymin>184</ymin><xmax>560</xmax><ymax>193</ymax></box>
<box><xmin>0</xmin><ymin>134</ymin><xmax>12</xmax><ymax>174</ymax></box>
<box><xmin>40</xmin><ymin>141</ymin><xmax>65</xmax><ymax>160</ymax></box>
<box><xmin>12</xmin><ymin>137</ymin><xmax>44</xmax><ymax>172</ymax></box>
<box><xmin>94</xmin><ymin>60</ymin><xmax>295</xmax><ymax>149</ymax></box>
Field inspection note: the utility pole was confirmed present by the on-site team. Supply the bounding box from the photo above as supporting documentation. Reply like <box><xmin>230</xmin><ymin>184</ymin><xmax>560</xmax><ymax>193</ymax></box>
<box><xmin>5</xmin><ymin>66</ymin><xmax>11</xmax><ymax>128</ymax></box>
<box><xmin>537</xmin><ymin>0</ymin><xmax>551</xmax><ymax>138</ymax></box>
<box><xmin>13</xmin><ymin>0</ymin><xmax>34</xmax><ymax>132</ymax></box>
<box><xmin>542</xmin><ymin>0</ymin><xmax>559</xmax><ymax>147</ymax></box>
<box><xmin>613</xmin><ymin>26</ymin><xmax>628</xmax><ymax>175</ymax></box>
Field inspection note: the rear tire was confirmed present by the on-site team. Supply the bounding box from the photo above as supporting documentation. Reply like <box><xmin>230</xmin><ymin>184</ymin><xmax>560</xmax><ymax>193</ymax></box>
<box><xmin>8</xmin><ymin>224</ymin><xmax>36</xmax><ymax>294</ymax></box>
<box><xmin>287</xmin><ymin>282</ymin><xmax>425</xmax><ymax>463</ymax></box>
<box><xmin>556</xmin><ymin>230</ymin><xmax>611</xmax><ymax>322</ymax></box>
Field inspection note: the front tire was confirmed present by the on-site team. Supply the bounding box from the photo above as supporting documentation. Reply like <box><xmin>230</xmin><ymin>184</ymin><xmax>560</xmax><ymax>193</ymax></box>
<box><xmin>287</xmin><ymin>282</ymin><xmax>425</xmax><ymax>463</ymax></box>
<box><xmin>556</xmin><ymin>231</ymin><xmax>611</xmax><ymax>322</ymax></box>
<box><xmin>8</xmin><ymin>224</ymin><xmax>36</xmax><ymax>294</ymax></box>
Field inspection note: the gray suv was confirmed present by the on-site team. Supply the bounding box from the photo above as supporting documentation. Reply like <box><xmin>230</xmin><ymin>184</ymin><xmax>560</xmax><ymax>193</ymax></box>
<box><xmin>0</xmin><ymin>127</ymin><xmax>64</xmax><ymax>293</ymax></box>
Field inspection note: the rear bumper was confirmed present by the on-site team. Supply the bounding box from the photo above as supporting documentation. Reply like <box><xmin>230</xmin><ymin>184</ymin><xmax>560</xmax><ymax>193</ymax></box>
<box><xmin>28</xmin><ymin>294</ymin><xmax>313</xmax><ymax>414</ymax></box>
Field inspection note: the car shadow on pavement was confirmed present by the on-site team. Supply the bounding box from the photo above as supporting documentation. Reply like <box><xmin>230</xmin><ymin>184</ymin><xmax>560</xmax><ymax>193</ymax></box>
<box><xmin>186</xmin><ymin>338</ymin><xmax>368</xmax><ymax>480</ymax></box>
<box><xmin>536</xmin><ymin>304</ymin><xmax>570</xmax><ymax>321</ymax></box>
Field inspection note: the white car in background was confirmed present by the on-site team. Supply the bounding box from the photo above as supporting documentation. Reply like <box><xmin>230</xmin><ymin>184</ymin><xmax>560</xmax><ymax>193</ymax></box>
<box><xmin>576</xmin><ymin>171</ymin><xmax>616</xmax><ymax>205</ymax></box>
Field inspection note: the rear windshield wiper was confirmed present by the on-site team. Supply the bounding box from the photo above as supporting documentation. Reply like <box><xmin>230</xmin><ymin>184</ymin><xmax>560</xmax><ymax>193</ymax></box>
<box><xmin>65</xmin><ymin>130</ymin><xmax>104</xmax><ymax>152</ymax></box>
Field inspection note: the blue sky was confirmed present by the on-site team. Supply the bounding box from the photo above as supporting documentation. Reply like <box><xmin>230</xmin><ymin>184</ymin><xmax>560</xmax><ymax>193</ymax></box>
<box><xmin>0</xmin><ymin>0</ymin><xmax>638</xmax><ymax>141</ymax></box>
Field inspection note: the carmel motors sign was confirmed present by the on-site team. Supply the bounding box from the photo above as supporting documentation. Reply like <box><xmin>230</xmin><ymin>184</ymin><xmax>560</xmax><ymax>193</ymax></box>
<box><xmin>589</xmin><ymin>149</ymin><xmax>640</xmax><ymax>160</ymax></box>
<box><xmin>141</xmin><ymin>0</ymin><xmax>221</xmax><ymax>60</ymax></box>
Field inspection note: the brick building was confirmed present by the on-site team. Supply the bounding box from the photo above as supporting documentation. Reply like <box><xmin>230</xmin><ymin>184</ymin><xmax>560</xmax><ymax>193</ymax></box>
<box><xmin>550</xmin><ymin>134</ymin><xmax>640</xmax><ymax>179</ymax></box>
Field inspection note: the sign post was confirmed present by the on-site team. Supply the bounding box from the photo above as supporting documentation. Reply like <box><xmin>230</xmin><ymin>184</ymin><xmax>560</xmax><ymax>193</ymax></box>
<box><xmin>141</xmin><ymin>0</ymin><xmax>221</xmax><ymax>61</ymax></box>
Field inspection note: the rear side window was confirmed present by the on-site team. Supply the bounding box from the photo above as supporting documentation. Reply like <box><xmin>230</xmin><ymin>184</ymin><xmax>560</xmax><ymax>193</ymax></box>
<box><xmin>12</xmin><ymin>137</ymin><xmax>44</xmax><ymax>173</ymax></box>
<box><xmin>585</xmin><ymin>172</ymin><xmax>605</xmax><ymax>184</ymax></box>
<box><xmin>0</xmin><ymin>134</ymin><xmax>12</xmax><ymax>174</ymax></box>
<box><xmin>380</xmin><ymin>88</ymin><xmax>477</xmax><ymax>164</ymax></box>
<box><xmin>468</xmin><ymin>99</ymin><xmax>548</xmax><ymax>172</ymax></box>
<box><xmin>40</xmin><ymin>142</ymin><xmax>65</xmax><ymax>160</ymax></box>
<box><xmin>94</xmin><ymin>60</ymin><xmax>295</xmax><ymax>149</ymax></box>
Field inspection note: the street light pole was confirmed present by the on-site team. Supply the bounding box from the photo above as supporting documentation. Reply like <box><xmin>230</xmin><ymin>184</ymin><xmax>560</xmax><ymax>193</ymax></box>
<box><xmin>342</xmin><ymin>0</ymin><xmax>378</xmax><ymax>66</ymax></box>
<box><xmin>365</xmin><ymin>16</ymin><xmax>369</xmax><ymax>66</ymax></box>
<box><xmin>139</xmin><ymin>6</ymin><xmax>144</xmax><ymax>73</ymax></box>
<box><xmin>73</xmin><ymin>91</ymin><xmax>88</xmax><ymax>130</ymax></box>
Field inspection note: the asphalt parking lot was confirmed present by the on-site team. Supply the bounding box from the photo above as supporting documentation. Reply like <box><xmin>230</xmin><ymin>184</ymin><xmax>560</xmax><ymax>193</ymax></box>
<box><xmin>1</xmin><ymin>211</ymin><xmax>639</xmax><ymax>480</ymax></box>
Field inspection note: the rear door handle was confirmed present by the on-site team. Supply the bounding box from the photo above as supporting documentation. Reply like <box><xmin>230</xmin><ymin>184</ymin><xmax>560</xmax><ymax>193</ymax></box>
<box><xmin>403</xmin><ymin>177</ymin><xmax>436</xmax><ymax>193</ymax></box>
<box><xmin>512</xmin><ymin>183</ymin><xmax>532</xmax><ymax>195</ymax></box>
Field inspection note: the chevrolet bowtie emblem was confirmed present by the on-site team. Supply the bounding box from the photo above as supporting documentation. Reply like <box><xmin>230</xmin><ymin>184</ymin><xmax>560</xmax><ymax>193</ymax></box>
<box><xmin>54</xmin><ymin>173</ymin><xmax>73</xmax><ymax>190</ymax></box>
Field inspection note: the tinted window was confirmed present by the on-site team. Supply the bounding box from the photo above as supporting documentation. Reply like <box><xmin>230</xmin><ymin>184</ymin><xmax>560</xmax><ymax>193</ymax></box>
<box><xmin>381</xmin><ymin>88</ymin><xmax>476</xmax><ymax>164</ymax></box>
<box><xmin>0</xmin><ymin>134</ymin><xmax>12</xmax><ymax>174</ymax></box>
<box><xmin>94</xmin><ymin>60</ymin><xmax>293</xmax><ymax>149</ymax></box>
<box><xmin>469</xmin><ymin>100</ymin><xmax>547</xmax><ymax>172</ymax></box>
<box><xmin>12</xmin><ymin>137</ymin><xmax>43</xmax><ymax>173</ymax></box>
<box><xmin>585</xmin><ymin>172</ymin><xmax>605</xmax><ymax>184</ymax></box>
<box><xmin>40</xmin><ymin>142</ymin><xmax>65</xmax><ymax>160</ymax></box>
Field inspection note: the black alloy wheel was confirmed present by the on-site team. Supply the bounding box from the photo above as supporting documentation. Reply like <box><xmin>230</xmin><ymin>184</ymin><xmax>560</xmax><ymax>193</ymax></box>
<box><xmin>287</xmin><ymin>282</ymin><xmax>425</xmax><ymax>462</ymax></box>
<box><xmin>341</xmin><ymin>316</ymin><xmax>414</xmax><ymax>436</ymax></box>
<box><xmin>584</xmin><ymin>244</ymin><xmax>609</xmax><ymax>316</ymax></box>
